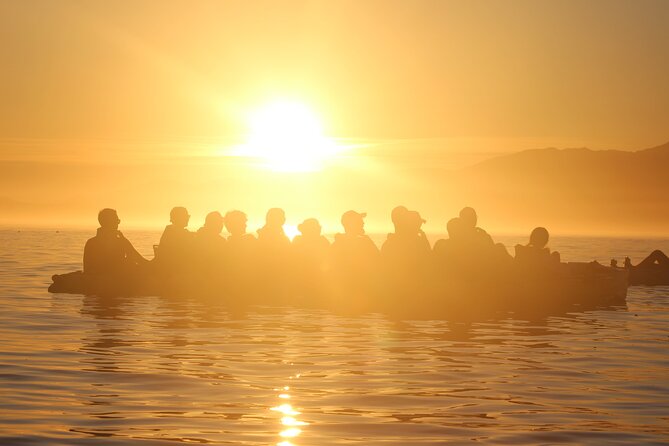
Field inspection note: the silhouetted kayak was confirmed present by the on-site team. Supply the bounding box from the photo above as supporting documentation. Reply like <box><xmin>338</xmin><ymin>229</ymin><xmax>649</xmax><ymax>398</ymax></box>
<box><xmin>628</xmin><ymin>266</ymin><xmax>669</xmax><ymax>286</ymax></box>
<box><xmin>48</xmin><ymin>263</ymin><xmax>629</xmax><ymax>317</ymax></box>
<box><xmin>374</xmin><ymin>262</ymin><xmax>629</xmax><ymax>318</ymax></box>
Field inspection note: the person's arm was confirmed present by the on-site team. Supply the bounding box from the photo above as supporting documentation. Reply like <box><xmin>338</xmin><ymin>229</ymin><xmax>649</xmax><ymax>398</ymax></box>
<box><xmin>363</xmin><ymin>235</ymin><xmax>380</xmax><ymax>256</ymax></box>
<box><xmin>158</xmin><ymin>226</ymin><xmax>169</xmax><ymax>248</ymax></box>
<box><xmin>119</xmin><ymin>231</ymin><xmax>148</xmax><ymax>264</ymax></box>
<box><xmin>83</xmin><ymin>239</ymin><xmax>93</xmax><ymax>273</ymax></box>
<box><xmin>419</xmin><ymin>230</ymin><xmax>432</xmax><ymax>252</ymax></box>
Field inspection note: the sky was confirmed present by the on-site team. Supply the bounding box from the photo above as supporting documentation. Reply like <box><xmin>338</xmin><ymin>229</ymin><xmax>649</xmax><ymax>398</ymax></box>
<box><xmin>1</xmin><ymin>0</ymin><xmax>668</xmax><ymax>233</ymax></box>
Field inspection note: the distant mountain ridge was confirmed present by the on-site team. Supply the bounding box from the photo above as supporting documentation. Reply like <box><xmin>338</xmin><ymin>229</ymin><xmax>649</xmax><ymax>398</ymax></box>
<box><xmin>467</xmin><ymin>140</ymin><xmax>669</xmax><ymax>172</ymax></box>
<box><xmin>1</xmin><ymin>140</ymin><xmax>667</xmax><ymax>235</ymax></box>
<box><xmin>446</xmin><ymin>140</ymin><xmax>669</xmax><ymax>235</ymax></box>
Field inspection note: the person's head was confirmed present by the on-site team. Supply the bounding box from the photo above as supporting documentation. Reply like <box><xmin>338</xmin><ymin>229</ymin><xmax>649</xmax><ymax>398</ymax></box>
<box><xmin>341</xmin><ymin>210</ymin><xmax>366</xmax><ymax>236</ymax></box>
<box><xmin>203</xmin><ymin>211</ymin><xmax>224</xmax><ymax>234</ymax></box>
<box><xmin>446</xmin><ymin>217</ymin><xmax>464</xmax><ymax>240</ymax></box>
<box><xmin>98</xmin><ymin>208</ymin><xmax>120</xmax><ymax>230</ymax></box>
<box><xmin>170</xmin><ymin>206</ymin><xmax>190</xmax><ymax>228</ymax></box>
<box><xmin>391</xmin><ymin>205</ymin><xmax>408</xmax><ymax>233</ymax></box>
<box><xmin>529</xmin><ymin>227</ymin><xmax>549</xmax><ymax>248</ymax></box>
<box><xmin>298</xmin><ymin>218</ymin><xmax>322</xmax><ymax>238</ymax></box>
<box><xmin>265</xmin><ymin>208</ymin><xmax>286</xmax><ymax>227</ymax></box>
<box><xmin>406</xmin><ymin>210</ymin><xmax>426</xmax><ymax>233</ymax></box>
<box><xmin>459</xmin><ymin>207</ymin><xmax>477</xmax><ymax>229</ymax></box>
<box><xmin>225</xmin><ymin>210</ymin><xmax>247</xmax><ymax>236</ymax></box>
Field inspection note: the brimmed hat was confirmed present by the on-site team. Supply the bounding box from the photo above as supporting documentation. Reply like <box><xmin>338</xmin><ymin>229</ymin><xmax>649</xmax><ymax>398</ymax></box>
<box><xmin>298</xmin><ymin>218</ymin><xmax>321</xmax><ymax>233</ymax></box>
<box><xmin>408</xmin><ymin>210</ymin><xmax>426</xmax><ymax>224</ymax></box>
<box><xmin>341</xmin><ymin>210</ymin><xmax>367</xmax><ymax>225</ymax></box>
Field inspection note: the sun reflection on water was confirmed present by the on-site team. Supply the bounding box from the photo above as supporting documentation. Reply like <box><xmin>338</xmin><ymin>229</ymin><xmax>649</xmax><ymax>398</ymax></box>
<box><xmin>271</xmin><ymin>378</ymin><xmax>308</xmax><ymax>445</ymax></box>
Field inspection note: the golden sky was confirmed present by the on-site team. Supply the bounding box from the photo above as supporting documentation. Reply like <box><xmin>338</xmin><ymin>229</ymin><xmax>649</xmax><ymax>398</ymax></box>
<box><xmin>2</xmin><ymin>0</ymin><xmax>668</xmax><ymax>145</ymax></box>
<box><xmin>1</xmin><ymin>1</ymin><xmax>668</xmax><ymax>234</ymax></box>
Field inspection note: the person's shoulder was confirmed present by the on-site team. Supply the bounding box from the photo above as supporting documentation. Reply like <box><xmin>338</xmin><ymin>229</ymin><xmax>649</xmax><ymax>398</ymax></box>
<box><xmin>331</xmin><ymin>233</ymin><xmax>349</xmax><ymax>250</ymax></box>
<box><xmin>195</xmin><ymin>228</ymin><xmax>219</xmax><ymax>240</ymax></box>
<box><xmin>419</xmin><ymin>236</ymin><xmax>432</xmax><ymax>251</ymax></box>
<box><xmin>433</xmin><ymin>238</ymin><xmax>449</xmax><ymax>250</ymax></box>
<box><xmin>380</xmin><ymin>236</ymin><xmax>391</xmax><ymax>249</ymax></box>
<box><xmin>433</xmin><ymin>238</ymin><xmax>446</xmax><ymax>247</ymax></box>
<box><xmin>359</xmin><ymin>235</ymin><xmax>379</xmax><ymax>250</ymax></box>
<box><xmin>475</xmin><ymin>227</ymin><xmax>493</xmax><ymax>240</ymax></box>
<box><xmin>291</xmin><ymin>235</ymin><xmax>304</xmax><ymax>244</ymax></box>
<box><xmin>84</xmin><ymin>234</ymin><xmax>99</xmax><ymax>248</ymax></box>
<box><xmin>382</xmin><ymin>232</ymin><xmax>397</xmax><ymax>244</ymax></box>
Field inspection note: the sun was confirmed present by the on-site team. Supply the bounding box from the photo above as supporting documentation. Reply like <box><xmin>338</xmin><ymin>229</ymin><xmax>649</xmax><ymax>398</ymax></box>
<box><xmin>233</xmin><ymin>100</ymin><xmax>341</xmax><ymax>172</ymax></box>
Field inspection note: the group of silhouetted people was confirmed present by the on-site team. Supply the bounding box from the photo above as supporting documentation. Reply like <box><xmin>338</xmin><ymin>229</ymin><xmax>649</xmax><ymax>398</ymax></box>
<box><xmin>81</xmin><ymin>205</ymin><xmax>583</xmax><ymax>301</ymax></box>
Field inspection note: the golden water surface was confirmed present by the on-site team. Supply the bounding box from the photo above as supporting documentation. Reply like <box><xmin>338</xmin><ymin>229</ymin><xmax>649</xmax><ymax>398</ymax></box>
<box><xmin>0</xmin><ymin>230</ymin><xmax>668</xmax><ymax>445</ymax></box>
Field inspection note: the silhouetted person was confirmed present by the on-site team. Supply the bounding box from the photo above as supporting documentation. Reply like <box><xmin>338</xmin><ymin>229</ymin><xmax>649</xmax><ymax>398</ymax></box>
<box><xmin>624</xmin><ymin>256</ymin><xmax>632</xmax><ymax>269</ymax></box>
<box><xmin>292</xmin><ymin>218</ymin><xmax>331</xmax><ymax>298</ymax></box>
<box><xmin>388</xmin><ymin>205</ymin><xmax>431</xmax><ymax>251</ymax></box>
<box><xmin>459</xmin><ymin>207</ymin><xmax>512</xmax><ymax>265</ymax></box>
<box><xmin>225</xmin><ymin>210</ymin><xmax>255</xmax><ymax>245</ymax></box>
<box><xmin>433</xmin><ymin>217</ymin><xmax>467</xmax><ymax>268</ymax></box>
<box><xmin>407</xmin><ymin>210</ymin><xmax>432</xmax><ymax>252</ymax></box>
<box><xmin>436</xmin><ymin>215</ymin><xmax>508</xmax><ymax>272</ymax></box>
<box><xmin>195</xmin><ymin>211</ymin><xmax>226</xmax><ymax>276</ymax></box>
<box><xmin>257</xmin><ymin>208</ymin><xmax>290</xmax><ymax>247</ymax></box>
<box><xmin>331</xmin><ymin>210</ymin><xmax>379</xmax><ymax>262</ymax></box>
<box><xmin>83</xmin><ymin>208</ymin><xmax>148</xmax><ymax>279</ymax></box>
<box><xmin>224</xmin><ymin>210</ymin><xmax>258</xmax><ymax>300</ymax></box>
<box><xmin>292</xmin><ymin>218</ymin><xmax>330</xmax><ymax>265</ymax></box>
<box><xmin>515</xmin><ymin>227</ymin><xmax>561</xmax><ymax>267</ymax></box>
<box><xmin>459</xmin><ymin>206</ymin><xmax>494</xmax><ymax>247</ymax></box>
<box><xmin>382</xmin><ymin>210</ymin><xmax>431</xmax><ymax>258</ymax></box>
<box><xmin>158</xmin><ymin>207</ymin><xmax>193</xmax><ymax>250</ymax></box>
<box><xmin>330</xmin><ymin>211</ymin><xmax>379</xmax><ymax>300</ymax></box>
<box><xmin>381</xmin><ymin>209</ymin><xmax>433</xmax><ymax>300</ymax></box>
<box><xmin>433</xmin><ymin>215</ymin><xmax>513</xmax><ymax>301</ymax></box>
<box><xmin>156</xmin><ymin>206</ymin><xmax>194</xmax><ymax>276</ymax></box>
<box><xmin>197</xmin><ymin>211</ymin><xmax>226</xmax><ymax>245</ymax></box>
<box><xmin>391</xmin><ymin>205</ymin><xmax>409</xmax><ymax>235</ymax></box>
<box><xmin>256</xmin><ymin>208</ymin><xmax>292</xmax><ymax>298</ymax></box>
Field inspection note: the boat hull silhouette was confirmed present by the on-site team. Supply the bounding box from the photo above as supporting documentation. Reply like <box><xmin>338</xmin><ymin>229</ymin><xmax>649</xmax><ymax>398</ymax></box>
<box><xmin>628</xmin><ymin>266</ymin><xmax>669</xmax><ymax>286</ymax></box>
<box><xmin>48</xmin><ymin>263</ymin><xmax>628</xmax><ymax>317</ymax></box>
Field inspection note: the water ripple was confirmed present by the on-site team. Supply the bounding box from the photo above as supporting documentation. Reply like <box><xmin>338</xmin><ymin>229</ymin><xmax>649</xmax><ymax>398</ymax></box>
<box><xmin>0</xmin><ymin>230</ymin><xmax>668</xmax><ymax>445</ymax></box>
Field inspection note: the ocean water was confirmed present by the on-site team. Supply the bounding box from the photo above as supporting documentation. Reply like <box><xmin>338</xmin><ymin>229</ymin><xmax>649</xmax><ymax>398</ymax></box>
<box><xmin>1</xmin><ymin>229</ymin><xmax>668</xmax><ymax>445</ymax></box>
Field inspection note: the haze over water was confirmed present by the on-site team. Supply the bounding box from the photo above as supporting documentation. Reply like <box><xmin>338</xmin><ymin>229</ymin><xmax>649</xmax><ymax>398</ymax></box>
<box><xmin>1</xmin><ymin>230</ymin><xmax>668</xmax><ymax>445</ymax></box>
<box><xmin>2</xmin><ymin>1</ymin><xmax>669</xmax><ymax>444</ymax></box>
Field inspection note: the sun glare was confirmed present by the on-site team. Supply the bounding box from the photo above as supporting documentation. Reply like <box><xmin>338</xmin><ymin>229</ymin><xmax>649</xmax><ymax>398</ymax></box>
<box><xmin>283</xmin><ymin>224</ymin><xmax>300</xmax><ymax>240</ymax></box>
<box><xmin>232</xmin><ymin>101</ymin><xmax>342</xmax><ymax>172</ymax></box>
